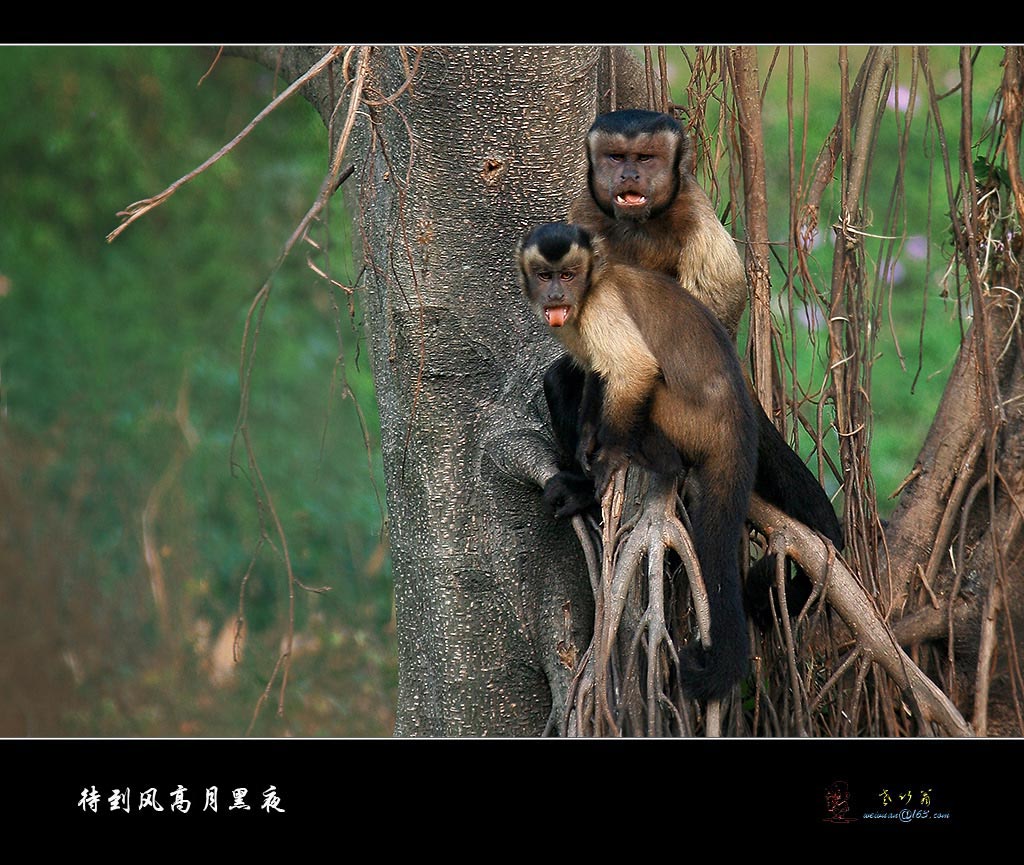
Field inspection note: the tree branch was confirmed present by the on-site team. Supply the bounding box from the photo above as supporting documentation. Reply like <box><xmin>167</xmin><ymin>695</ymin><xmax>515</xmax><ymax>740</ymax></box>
<box><xmin>749</xmin><ymin>495</ymin><xmax>973</xmax><ymax>736</ymax></box>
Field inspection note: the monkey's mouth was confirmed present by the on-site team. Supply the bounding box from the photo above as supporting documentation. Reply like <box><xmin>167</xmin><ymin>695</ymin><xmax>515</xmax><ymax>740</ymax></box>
<box><xmin>544</xmin><ymin>305</ymin><xmax>572</xmax><ymax>327</ymax></box>
<box><xmin>615</xmin><ymin>192</ymin><xmax>648</xmax><ymax>208</ymax></box>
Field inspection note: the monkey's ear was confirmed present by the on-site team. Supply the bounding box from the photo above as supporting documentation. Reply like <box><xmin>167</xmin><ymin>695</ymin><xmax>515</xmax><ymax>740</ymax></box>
<box><xmin>679</xmin><ymin>127</ymin><xmax>696</xmax><ymax>178</ymax></box>
<box><xmin>590</xmin><ymin>232</ymin><xmax>609</xmax><ymax>267</ymax></box>
<box><xmin>514</xmin><ymin>233</ymin><xmax>529</xmax><ymax>293</ymax></box>
<box><xmin>514</xmin><ymin>228</ymin><xmax>536</xmax><ymax>266</ymax></box>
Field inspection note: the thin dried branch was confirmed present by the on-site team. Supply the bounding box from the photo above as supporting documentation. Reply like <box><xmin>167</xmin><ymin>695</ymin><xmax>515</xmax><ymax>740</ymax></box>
<box><xmin>750</xmin><ymin>495</ymin><xmax>973</xmax><ymax>736</ymax></box>
<box><xmin>825</xmin><ymin>47</ymin><xmax>894</xmax><ymax>593</ymax></box>
<box><xmin>117</xmin><ymin>51</ymin><xmax>373</xmax><ymax>674</ymax></box>
<box><xmin>107</xmin><ymin>46</ymin><xmax>345</xmax><ymax>243</ymax></box>
<box><xmin>729</xmin><ymin>47</ymin><xmax>775</xmax><ymax>412</ymax></box>
<box><xmin>799</xmin><ymin>47</ymin><xmax>879</xmax><ymax>232</ymax></box>
<box><xmin>140</xmin><ymin>372</ymin><xmax>199</xmax><ymax>644</ymax></box>
<box><xmin>1001</xmin><ymin>47</ymin><xmax>1024</xmax><ymax>230</ymax></box>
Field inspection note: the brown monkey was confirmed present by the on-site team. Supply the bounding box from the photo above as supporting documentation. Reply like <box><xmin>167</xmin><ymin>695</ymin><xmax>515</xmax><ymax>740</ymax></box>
<box><xmin>549</xmin><ymin>110</ymin><xmax>843</xmax><ymax>620</ymax></box>
<box><xmin>518</xmin><ymin>221</ymin><xmax>754</xmax><ymax>702</ymax></box>
<box><xmin>568</xmin><ymin>108</ymin><xmax>748</xmax><ymax>337</ymax></box>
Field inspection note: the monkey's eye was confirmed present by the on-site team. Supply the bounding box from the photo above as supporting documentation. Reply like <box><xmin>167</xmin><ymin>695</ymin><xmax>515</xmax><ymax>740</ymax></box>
<box><xmin>607</xmin><ymin>153</ymin><xmax>625</xmax><ymax>163</ymax></box>
<box><xmin>559</xmin><ymin>271</ymin><xmax>575</xmax><ymax>282</ymax></box>
<box><xmin>537</xmin><ymin>271</ymin><xmax>553</xmax><ymax>281</ymax></box>
<box><xmin>637</xmin><ymin>154</ymin><xmax>654</xmax><ymax>163</ymax></box>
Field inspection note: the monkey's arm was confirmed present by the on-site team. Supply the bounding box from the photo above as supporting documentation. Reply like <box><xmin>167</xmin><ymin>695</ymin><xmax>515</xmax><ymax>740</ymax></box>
<box><xmin>674</xmin><ymin>197</ymin><xmax>748</xmax><ymax>338</ymax></box>
<box><xmin>541</xmin><ymin>355</ymin><xmax>598</xmax><ymax>518</ymax></box>
<box><xmin>567</xmin><ymin>191</ymin><xmax>610</xmax><ymax>235</ymax></box>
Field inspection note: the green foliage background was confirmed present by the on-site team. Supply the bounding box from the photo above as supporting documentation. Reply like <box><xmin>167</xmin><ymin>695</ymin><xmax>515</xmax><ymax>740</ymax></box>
<box><xmin>710</xmin><ymin>47</ymin><xmax>997</xmax><ymax>510</ymax></box>
<box><xmin>0</xmin><ymin>46</ymin><xmax>394</xmax><ymax>736</ymax></box>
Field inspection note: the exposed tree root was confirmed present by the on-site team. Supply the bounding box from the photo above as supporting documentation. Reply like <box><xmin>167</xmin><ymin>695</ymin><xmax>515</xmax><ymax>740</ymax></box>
<box><xmin>561</xmin><ymin>472</ymin><xmax>974</xmax><ymax>737</ymax></box>
<box><xmin>750</xmin><ymin>496</ymin><xmax>974</xmax><ymax>736</ymax></box>
<box><xmin>564</xmin><ymin>468</ymin><xmax>720</xmax><ymax>737</ymax></box>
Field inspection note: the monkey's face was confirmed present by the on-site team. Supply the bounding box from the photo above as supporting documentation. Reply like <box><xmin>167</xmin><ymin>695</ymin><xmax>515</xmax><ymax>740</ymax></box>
<box><xmin>517</xmin><ymin>224</ymin><xmax>593</xmax><ymax>329</ymax></box>
<box><xmin>528</xmin><ymin>266</ymin><xmax>584</xmax><ymax>328</ymax></box>
<box><xmin>587</xmin><ymin>130</ymin><xmax>680</xmax><ymax>222</ymax></box>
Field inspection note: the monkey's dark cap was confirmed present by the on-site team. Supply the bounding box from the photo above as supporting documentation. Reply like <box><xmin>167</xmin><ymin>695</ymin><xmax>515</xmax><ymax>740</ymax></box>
<box><xmin>588</xmin><ymin>109</ymin><xmax>682</xmax><ymax>138</ymax></box>
<box><xmin>524</xmin><ymin>222</ymin><xmax>591</xmax><ymax>260</ymax></box>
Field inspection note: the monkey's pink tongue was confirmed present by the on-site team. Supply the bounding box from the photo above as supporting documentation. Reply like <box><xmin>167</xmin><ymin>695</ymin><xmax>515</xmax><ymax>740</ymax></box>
<box><xmin>617</xmin><ymin>193</ymin><xmax>647</xmax><ymax>206</ymax></box>
<box><xmin>545</xmin><ymin>306</ymin><xmax>570</xmax><ymax>327</ymax></box>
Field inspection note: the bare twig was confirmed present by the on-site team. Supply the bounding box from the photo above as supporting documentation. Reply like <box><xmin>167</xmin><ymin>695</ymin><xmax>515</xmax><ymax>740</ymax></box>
<box><xmin>107</xmin><ymin>46</ymin><xmax>345</xmax><ymax>243</ymax></box>
<box><xmin>729</xmin><ymin>47</ymin><xmax>775</xmax><ymax>411</ymax></box>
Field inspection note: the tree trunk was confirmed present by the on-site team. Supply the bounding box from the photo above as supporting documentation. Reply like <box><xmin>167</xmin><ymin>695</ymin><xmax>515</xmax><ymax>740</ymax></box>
<box><xmin>234</xmin><ymin>45</ymin><xmax>656</xmax><ymax>735</ymax></box>
<box><xmin>335</xmin><ymin>46</ymin><xmax>615</xmax><ymax>734</ymax></box>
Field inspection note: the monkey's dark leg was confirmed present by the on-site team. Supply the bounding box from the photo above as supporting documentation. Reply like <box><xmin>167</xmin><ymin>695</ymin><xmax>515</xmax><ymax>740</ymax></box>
<box><xmin>575</xmin><ymin>367</ymin><xmax>604</xmax><ymax>471</ymax></box>
<box><xmin>678</xmin><ymin>448</ymin><xmax>756</xmax><ymax>703</ymax></box>
<box><xmin>589</xmin><ymin>377</ymin><xmax>682</xmax><ymax>482</ymax></box>
<box><xmin>745</xmin><ymin>404</ymin><xmax>843</xmax><ymax>629</ymax></box>
<box><xmin>542</xmin><ymin>355</ymin><xmax>598</xmax><ymax>518</ymax></box>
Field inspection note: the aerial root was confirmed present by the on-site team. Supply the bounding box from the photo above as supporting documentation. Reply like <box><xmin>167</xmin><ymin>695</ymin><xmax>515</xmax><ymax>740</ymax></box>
<box><xmin>750</xmin><ymin>495</ymin><xmax>974</xmax><ymax>736</ymax></box>
<box><xmin>564</xmin><ymin>468</ymin><xmax>715</xmax><ymax>736</ymax></box>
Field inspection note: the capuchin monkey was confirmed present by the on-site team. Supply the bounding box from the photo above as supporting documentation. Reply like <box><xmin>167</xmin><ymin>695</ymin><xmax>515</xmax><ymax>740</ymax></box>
<box><xmin>548</xmin><ymin>109</ymin><xmax>843</xmax><ymax>624</ymax></box>
<box><xmin>568</xmin><ymin>108</ymin><xmax>748</xmax><ymax>337</ymax></box>
<box><xmin>518</xmin><ymin>221</ymin><xmax>754</xmax><ymax>702</ymax></box>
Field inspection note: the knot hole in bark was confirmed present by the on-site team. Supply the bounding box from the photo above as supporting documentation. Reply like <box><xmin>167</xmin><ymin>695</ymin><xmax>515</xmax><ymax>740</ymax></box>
<box><xmin>479</xmin><ymin>156</ymin><xmax>506</xmax><ymax>187</ymax></box>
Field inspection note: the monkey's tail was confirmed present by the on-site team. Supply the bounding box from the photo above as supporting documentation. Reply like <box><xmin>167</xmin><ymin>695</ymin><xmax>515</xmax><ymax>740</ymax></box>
<box><xmin>677</xmin><ymin>602</ymin><xmax>750</xmax><ymax>703</ymax></box>
<box><xmin>746</xmin><ymin>406</ymin><xmax>844</xmax><ymax>630</ymax></box>
<box><xmin>744</xmin><ymin>555</ymin><xmax>814</xmax><ymax>631</ymax></box>
<box><xmin>753</xmin><ymin>406</ymin><xmax>843</xmax><ymax>547</ymax></box>
<box><xmin>678</xmin><ymin>471</ymin><xmax>752</xmax><ymax>703</ymax></box>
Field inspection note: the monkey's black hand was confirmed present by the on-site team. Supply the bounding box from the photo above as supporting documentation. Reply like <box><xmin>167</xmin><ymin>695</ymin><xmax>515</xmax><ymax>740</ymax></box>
<box><xmin>543</xmin><ymin>471</ymin><xmax>597</xmax><ymax>518</ymax></box>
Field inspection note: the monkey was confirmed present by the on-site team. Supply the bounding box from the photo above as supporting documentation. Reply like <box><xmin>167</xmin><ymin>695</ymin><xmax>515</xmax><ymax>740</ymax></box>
<box><xmin>545</xmin><ymin>109</ymin><xmax>843</xmax><ymax>621</ymax></box>
<box><xmin>545</xmin><ymin>108</ymin><xmax>747</xmax><ymax>516</ymax></box>
<box><xmin>568</xmin><ymin>108</ymin><xmax>748</xmax><ymax>338</ymax></box>
<box><xmin>518</xmin><ymin>221</ymin><xmax>754</xmax><ymax>703</ymax></box>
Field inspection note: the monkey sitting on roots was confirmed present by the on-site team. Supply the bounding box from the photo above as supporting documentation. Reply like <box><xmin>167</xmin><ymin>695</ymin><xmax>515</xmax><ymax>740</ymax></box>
<box><xmin>543</xmin><ymin>108</ymin><xmax>843</xmax><ymax>627</ymax></box>
<box><xmin>519</xmin><ymin>221</ymin><xmax>754</xmax><ymax>703</ymax></box>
